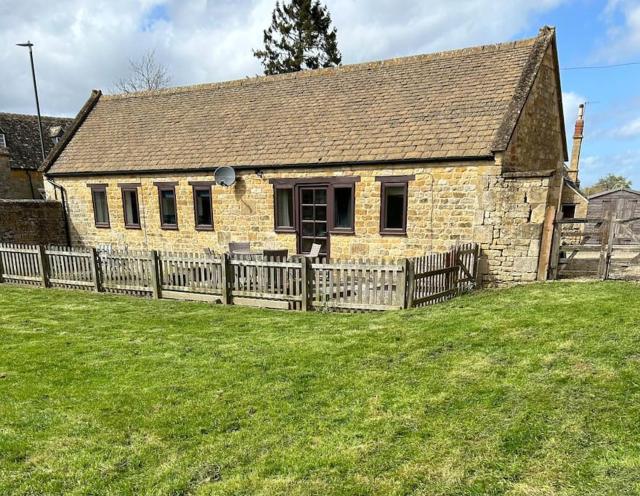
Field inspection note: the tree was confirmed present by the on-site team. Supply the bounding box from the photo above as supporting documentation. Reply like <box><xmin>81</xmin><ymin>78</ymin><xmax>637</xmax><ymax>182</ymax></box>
<box><xmin>114</xmin><ymin>49</ymin><xmax>171</xmax><ymax>93</ymax></box>
<box><xmin>583</xmin><ymin>173</ymin><xmax>632</xmax><ymax>196</ymax></box>
<box><xmin>253</xmin><ymin>0</ymin><xmax>341</xmax><ymax>75</ymax></box>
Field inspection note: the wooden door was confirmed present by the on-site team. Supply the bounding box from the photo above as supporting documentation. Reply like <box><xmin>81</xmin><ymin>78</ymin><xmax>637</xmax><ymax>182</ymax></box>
<box><xmin>297</xmin><ymin>186</ymin><xmax>329</xmax><ymax>257</ymax></box>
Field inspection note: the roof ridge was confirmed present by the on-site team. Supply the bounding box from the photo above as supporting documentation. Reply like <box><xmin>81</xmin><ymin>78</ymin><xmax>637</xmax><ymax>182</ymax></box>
<box><xmin>0</xmin><ymin>112</ymin><xmax>74</xmax><ymax>121</ymax></box>
<box><xmin>102</xmin><ymin>32</ymin><xmax>543</xmax><ymax>101</ymax></box>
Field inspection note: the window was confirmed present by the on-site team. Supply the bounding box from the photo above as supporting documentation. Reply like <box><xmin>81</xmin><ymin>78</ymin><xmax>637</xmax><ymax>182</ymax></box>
<box><xmin>377</xmin><ymin>175</ymin><xmax>413</xmax><ymax>235</ymax></box>
<box><xmin>192</xmin><ymin>184</ymin><xmax>213</xmax><ymax>230</ymax></box>
<box><xmin>561</xmin><ymin>204</ymin><xmax>576</xmax><ymax>219</ymax></box>
<box><xmin>330</xmin><ymin>185</ymin><xmax>355</xmax><ymax>233</ymax></box>
<box><xmin>274</xmin><ymin>187</ymin><xmax>294</xmax><ymax>232</ymax></box>
<box><xmin>120</xmin><ymin>185</ymin><xmax>141</xmax><ymax>229</ymax></box>
<box><xmin>156</xmin><ymin>183</ymin><xmax>178</xmax><ymax>229</ymax></box>
<box><xmin>89</xmin><ymin>185</ymin><xmax>110</xmax><ymax>228</ymax></box>
<box><xmin>0</xmin><ymin>133</ymin><xmax>5</xmax><ymax>148</ymax></box>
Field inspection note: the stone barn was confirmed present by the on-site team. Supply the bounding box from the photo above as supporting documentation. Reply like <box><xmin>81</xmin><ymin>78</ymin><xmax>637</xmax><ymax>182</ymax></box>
<box><xmin>42</xmin><ymin>26</ymin><xmax>568</xmax><ymax>285</ymax></box>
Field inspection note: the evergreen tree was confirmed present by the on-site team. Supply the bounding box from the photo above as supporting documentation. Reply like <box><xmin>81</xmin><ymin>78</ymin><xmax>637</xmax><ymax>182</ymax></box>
<box><xmin>253</xmin><ymin>0</ymin><xmax>341</xmax><ymax>75</ymax></box>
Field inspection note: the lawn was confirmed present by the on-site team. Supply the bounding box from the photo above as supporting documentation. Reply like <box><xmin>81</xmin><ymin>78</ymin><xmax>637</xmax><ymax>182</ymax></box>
<box><xmin>1</xmin><ymin>282</ymin><xmax>640</xmax><ymax>495</ymax></box>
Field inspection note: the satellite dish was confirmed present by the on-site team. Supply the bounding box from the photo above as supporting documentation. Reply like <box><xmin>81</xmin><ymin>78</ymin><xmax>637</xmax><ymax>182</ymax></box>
<box><xmin>214</xmin><ymin>166</ymin><xmax>236</xmax><ymax>187</ymax></box>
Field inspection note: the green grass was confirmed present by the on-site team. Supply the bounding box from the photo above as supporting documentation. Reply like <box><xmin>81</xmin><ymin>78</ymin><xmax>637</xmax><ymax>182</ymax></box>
<box><xmin>1</xmin><ymin>282</ymin><xmax>640</xmax><ymax>495</ymax></box>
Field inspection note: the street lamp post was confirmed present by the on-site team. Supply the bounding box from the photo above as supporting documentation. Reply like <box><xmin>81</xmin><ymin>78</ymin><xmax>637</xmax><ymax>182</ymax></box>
<box><xmin>17</xmin><ymin>41</ymin><xmax>45</xmax><ymax>161</ymax></box>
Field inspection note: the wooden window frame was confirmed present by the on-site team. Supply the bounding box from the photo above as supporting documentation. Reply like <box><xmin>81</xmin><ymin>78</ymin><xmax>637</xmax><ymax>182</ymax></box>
<box><xmin>328</xmin><ymin>184</ymin><xmax>355</xmax><ymax>235</ymax></box>
<box><xmin>376</xmin><ymin>175</ymin><xmax>414</xmax><ymax>236</ymax></box>
<box><xmin>119</xmin><ymin>183</ymin><xmax>141</xmax><ymax>230</ymax></box>
<box><xmin>273</xmin><ymin>186</ymin><xmax>296</xmax><ymax>233</ymax></box>
<box><xmin>190</xmin><ymin>183</ymin><xmax>214</xmax><ymax>231</ymax></box>
<box><xmin>88</xmin><ymin>184</ymin><xmax>110</xmax><ymax>228</ymax></box>
<box><xmin>561</xmin><ymin>203</ymin><xmax>576</xmax><ymax>220</ymax></box>
<box><xmin>154</xmin><ymin>182</ymin><xmax>179</xmax><ymax>230</ymax></box>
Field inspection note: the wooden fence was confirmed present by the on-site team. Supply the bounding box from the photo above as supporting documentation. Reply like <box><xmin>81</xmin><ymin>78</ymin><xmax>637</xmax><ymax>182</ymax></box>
<box><xmin>0</xmin><ymin>242</ymin><xmax>480</xmax><ymax>312</ymax></box>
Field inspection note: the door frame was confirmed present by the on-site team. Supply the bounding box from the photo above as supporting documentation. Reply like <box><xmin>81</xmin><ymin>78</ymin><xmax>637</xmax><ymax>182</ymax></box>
<box><xmin>295</xmin><ymin>183</ymin><xmax>331</xmax><ymax>258</ymax></box>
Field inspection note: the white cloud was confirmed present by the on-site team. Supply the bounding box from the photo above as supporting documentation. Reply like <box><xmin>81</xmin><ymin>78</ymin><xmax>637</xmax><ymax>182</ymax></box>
<box><xmin>598</xmin><ymin>0</ymin><xmax>640</xmax><ymax>61</ymax></box>
<box><xmin>0</xmin><ymin>0</ymin><xmax>567</xmax><ymax>117</ymax></box>
<box><xmin>562</xmin><ymin>91</ymin><xmax>586</xmax><ymax>136</ymax></box>
<box><xmin>611</xmin><ymin>117</ymin><xmax>640</xmax><ymax>138</ymax></box>
<box><xmin>579</xmin><ymin>150</ymin><xmax>640</xmax><ymax>187</ymax></box>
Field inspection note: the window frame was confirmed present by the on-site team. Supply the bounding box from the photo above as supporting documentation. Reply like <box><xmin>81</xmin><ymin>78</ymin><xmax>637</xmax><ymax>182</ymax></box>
<box><xmin>190</xmin><ymin>181</ymin><xmax>214</xmax><ymax>231</ymax></box>
<box><xmin>88</xmin><ymin>184</ymin><xmax>110</xmax><ymax>228</ymax></box>
<box><xmin>273</xmin><ymin>186</ymin><xmax>296</xmax><ymax>233</ymax></box>
<box><xmin>0</xmin><ymin>133</ymin><xmax>6</xmax><ymax>148</ymax></box>
<box><xmin>119</xmin><ymin>183</ymin><xmax>142</xmax><ymax>230</ymax></box>
<box><xmin>328</xmin><ymin>184</ymin><xmax>355</xmax><ymax>235</ymax></box>
<box><xmin>561</xmin><ymin>203</ymin><xmax>576</xmax><ymax>219</ymax></box>
<box><xmin>376</xmin><ymin>175</ymin><xmax>414</xmax><ymax>236</ymax></box>
<box><xmin>154</xmin><ymin>182</ymin><xmax>179</xmax><ymax>230</ymax></box>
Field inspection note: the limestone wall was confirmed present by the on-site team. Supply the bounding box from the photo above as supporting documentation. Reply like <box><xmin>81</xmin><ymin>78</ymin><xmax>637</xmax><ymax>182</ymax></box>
<box><xmin>0</xmin><ymin>200</ymin><xmax>66</xmax><ymax>245</ymax></box>
<box><xmin>45</xmin><ymin>160</ymin><xmax>553</xmax><ymax>285</ymax></box>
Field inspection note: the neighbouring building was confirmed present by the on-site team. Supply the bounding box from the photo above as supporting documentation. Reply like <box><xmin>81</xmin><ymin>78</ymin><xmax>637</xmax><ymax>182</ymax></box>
<box><xmin>43</xmin><ymin>26</ymin><xmax>569</xmax><ymax>285</ymax></box>
<box><xmin>559</xmin><ymin>104</ymin><xmax>589</xmax><ymax>219</ymax></box>
<box><xmin>0</xmin><ymin>113</ymin><xmax>73</xmax><ymax>199</ymax></box>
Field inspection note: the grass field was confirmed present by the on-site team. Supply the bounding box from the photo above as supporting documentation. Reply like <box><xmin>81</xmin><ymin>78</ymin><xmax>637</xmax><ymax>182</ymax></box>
<box><xmin>1</xmin><ymin>282</ymin><xmax>640</xmax><ymax>495</ymax></box>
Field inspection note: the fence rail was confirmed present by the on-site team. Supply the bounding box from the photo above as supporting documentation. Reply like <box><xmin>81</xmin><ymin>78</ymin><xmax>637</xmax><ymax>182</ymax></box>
<box><xmin>0</xmin><ymin>242</ymin><xmax>480</xmax><ymax>312</ymax></box>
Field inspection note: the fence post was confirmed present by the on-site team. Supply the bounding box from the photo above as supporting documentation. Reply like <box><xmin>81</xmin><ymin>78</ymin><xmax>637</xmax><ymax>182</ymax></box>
<box><xmin>300</xmin><ymin>256</ymin><xmax>310</xmax><ymax>312</ymax></box>
<box><xmin>221</xmin><ymin>252</ymin><xmax>230</xmax><ymax>305</ymax></box>
<box><xmin>403</xmin><ymin>258</ymin><xmax>414</xmax><ymax>309</ymax></box>
<box><xmin>149</xmin><ymin>250</ymin><xmax>161</xmax><ymax>299</ymax></box>
<box><xmin>37</xmin><ymin>245</ymin><xmax>50</xmax><ymax>288</ymax></box>
<box><xmin>0</xmin><ymin>248</ymin><xmax>4</xmax><ymax>284</ymax></box>
<box><xmin>451</xmin><ymin>247</ymin><xmax>460</xmax><ymax>295</ymax></box>
<box><xmin>88</xmin><ymin>247</ymin><xmax>102</xmax><ymax>292</ymax></box>
<box><xmin>473</xmin><ymin>244</ymin><xmax>481</xmax><ymax>289</ymax></box>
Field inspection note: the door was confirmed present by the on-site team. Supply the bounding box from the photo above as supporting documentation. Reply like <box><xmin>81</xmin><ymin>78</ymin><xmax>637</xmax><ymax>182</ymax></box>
<box><xmin>298</xmin><ymin>186</ymin><xmax>329</xmax><ymax>257</ymax></box>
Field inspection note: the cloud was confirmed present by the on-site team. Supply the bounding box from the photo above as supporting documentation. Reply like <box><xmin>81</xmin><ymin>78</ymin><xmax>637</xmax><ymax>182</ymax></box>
<box><xmin>611</xmin><ymin>117</ymin><xmax>640</xmax><ymax>139</ymax></box>
<box><xmin>0</xmin><ymin>0</ymin><xmax>567</xmax><ymax>117</ymax></box>
<box><xmin>598</xmin><ymin>0</ymin><xmax>640</xmax><ymax>61</ymax></box>
<box><xmin>562</xmin><ymin>91</ymin><xmax>586</xmax><ymax>136</ymax></box>
<box><xmin>579</xmin><ymin>150</ymin><xmax>640</xmax><ymax>187</ymax></box>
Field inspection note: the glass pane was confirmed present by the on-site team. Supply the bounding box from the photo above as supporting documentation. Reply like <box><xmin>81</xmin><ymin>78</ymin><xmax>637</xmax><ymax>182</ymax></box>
<box><xmin>160</xmin><ymin>189</ymin><xmax>177</xmax><ymax>225</ymax></box>
<box><xmin>124</xmin><ymin>190</ymin><xmax>139</xmax><ymax>225</ymax></box>
<box><xmin>301</xmin><ymin>238</ymin><xmax>314</xmax><ymax>253</ymax></box>
<box><xmin>302</xmin><ymin>205</ymin><xmax>314</xmax><ymax>220</ymax></box>
<box><xmin>315</xmin><ymin>189</ymin><xmax>327</xmax><ymax>204</ymax></box>
<box><xmin>275</xmin><ymin>189</ymin><xmax>293</xmax><ymax>228</ymax></box>
<box><xmin>196</xmin><ymin>189</ymin><xmax>212</xmax><ymax>226</ymax></box>
<box><xmin>318</xmin><ymin>239</ymin><xmax>327</xmax><ymax>254</ymax></box>
<box><xmin>302</xmin><ymin>189</ymin><xmax>313</xmax><ymax>204</ymax></box>
<box><xmin>93</xmin><ymin>190</ymin><xmax>108</xmax><ymax>224</ymax></box>
<box><xmin>316</xmin><ymin>222</ymin><xmax>327</xmax><ymax>236</ymax></box>
<box><xmin>315</xmin><ymin>206</ymin><xmax>327</xmax><ymax>221</ymax></box>
<box><xmin>384</xmin><ymin>186</ymin><xmax>405</xmax><ymax>229</ymax></box>
<box><xmin>302</xmin><ymin>222</ymin><xmax>314</xmax><ymax>236</ymax></box>
<box><xmin>334</xmin><ymin>187</ymin><xmax>353</xmax><ymax>228</ymax></box>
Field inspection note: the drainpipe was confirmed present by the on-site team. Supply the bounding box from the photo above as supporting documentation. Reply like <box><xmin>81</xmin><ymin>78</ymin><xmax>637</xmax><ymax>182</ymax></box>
<box><xmin>46</xmin><ymin>178</ymin><xmax>71</xmax><ymax>246</ymax></box>
<box><xmin>25</xmin><ymin>169</ymin><xmax>35</xmax><ymax>199</ymax></box>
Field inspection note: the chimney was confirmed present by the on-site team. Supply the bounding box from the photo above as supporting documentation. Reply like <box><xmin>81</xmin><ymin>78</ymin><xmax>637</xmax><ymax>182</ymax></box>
<box><xmin>567</xmin><ymin>104</ymin><xmax>585</xmax><ymax>186</ymax></box>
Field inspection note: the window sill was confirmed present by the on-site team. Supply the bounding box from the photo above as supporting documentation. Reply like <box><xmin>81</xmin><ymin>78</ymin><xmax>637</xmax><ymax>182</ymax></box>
<box><xmin>330</xmin><ymin>229</ymin><xmax>355</xmax><ymax>235</ymax></box>
<box><xmin>160</xmin><ymin>225</ymin><xmax>179</xmax><ymax>231</ymax></box>
<box><xmin>195</xmin><ymin>226</ymin><xmax>214</xmax><ymax>232</ymax></box>
<box><xmin>125</xmin><ymin>225</ymin><xmax>142</xmax><ymax>230</ymax></box>
<box><xmin>275</xmin><ymin>227</ymin><xmax>296</xmax><ymax>234</ymax></box>
<box><xmin>379</xmin><ymin>230</ymin><xmax>407</xmax><ymax>236</ymax></box>
<box><xmin>95</xmin><ymin>224</ymin><xmax>111</xmax><ymax>229</ymax></box>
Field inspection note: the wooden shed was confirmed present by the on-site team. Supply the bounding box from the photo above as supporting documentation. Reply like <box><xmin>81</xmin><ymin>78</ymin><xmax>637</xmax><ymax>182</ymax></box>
<box><xmin>588</xmin><ymin>188</ymin><xmax>640</xmax><ymax>244</ymax></box>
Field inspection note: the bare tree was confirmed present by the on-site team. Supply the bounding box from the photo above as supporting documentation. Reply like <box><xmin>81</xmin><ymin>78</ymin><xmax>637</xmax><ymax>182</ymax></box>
<box><xmin>114</xmin><ymin>49</ymin><xmax>171</xmax><ymax>93</ymax></box>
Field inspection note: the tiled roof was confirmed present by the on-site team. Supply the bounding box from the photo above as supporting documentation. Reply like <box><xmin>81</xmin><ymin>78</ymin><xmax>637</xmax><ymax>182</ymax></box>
<box><xmin>46</xmin><ymin>27</ymin><xmax>556</xmax><ymax>175</ymax></box>
<box><xmin>0</xmin><ymin>113</ymin><xmax>73</xmax><ymax>170</ymax></box>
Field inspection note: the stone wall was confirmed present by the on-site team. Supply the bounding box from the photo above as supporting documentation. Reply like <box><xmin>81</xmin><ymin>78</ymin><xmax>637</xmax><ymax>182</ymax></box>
<box><xmin>561</xmin><ymin>182</ymin><xmax>588</xmax><ymax>218</ymax></box>
<box><xmin>45</xmin><ymin>160</ymin><xmax>553</xmax><ymax>285</ymax></box>
<box><xmin>0</xmin><ymin>200</ymin><xmax>66</xmax><ymax>245</ymax></box>
<box><xmin>0</xmin><ymin>148</ymin><xmax>44</xmax><ymax>199</ymax></box>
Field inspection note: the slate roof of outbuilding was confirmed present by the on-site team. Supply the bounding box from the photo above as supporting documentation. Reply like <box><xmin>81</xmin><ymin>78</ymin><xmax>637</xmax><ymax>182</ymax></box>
<box><xmin>45</xmin><ymin>27</ymin><xmax>560</xmax><ymax>176</ymax></box>
<box><xmin>0</xmin><ymin>113</ymin><xmax>73</xmax><ymax>170</ymax></box>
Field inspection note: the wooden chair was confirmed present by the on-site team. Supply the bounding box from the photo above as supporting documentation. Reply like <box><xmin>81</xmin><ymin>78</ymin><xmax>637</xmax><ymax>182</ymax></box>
<box><xmin>262</xmin><ymin>249</ymin><xmax>288</xmax><ymax>260</ymax></box>
<box><xmin>229</xmin><ymin>242</ymin><xmax>250</xmax><ymax>254</ymax></box>
<box><xmin>305</xmin><ymin>243</ymin><xmax>322</xmax><ymax>259</ymax></box>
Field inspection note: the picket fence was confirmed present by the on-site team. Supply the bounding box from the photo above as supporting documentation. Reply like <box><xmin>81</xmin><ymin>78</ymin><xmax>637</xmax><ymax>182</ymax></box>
<box><xmin>0</xmin><ymin>242</ymin><xmax>480</xmax><ymax>312</ymax></box>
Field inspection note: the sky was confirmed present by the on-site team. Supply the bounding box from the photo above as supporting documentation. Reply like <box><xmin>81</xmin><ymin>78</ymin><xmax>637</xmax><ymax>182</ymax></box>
<box><xmin>1</xmin><ymin>0</ymin><xmax>639</xmax><ymax>188</ymax></box>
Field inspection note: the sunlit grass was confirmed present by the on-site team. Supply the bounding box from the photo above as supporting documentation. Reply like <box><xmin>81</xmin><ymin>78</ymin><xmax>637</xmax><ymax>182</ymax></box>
<box><xmin>1</xmin><ymin>282</ymin><xmax>640</xmax><ymax>495</ymax></box>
